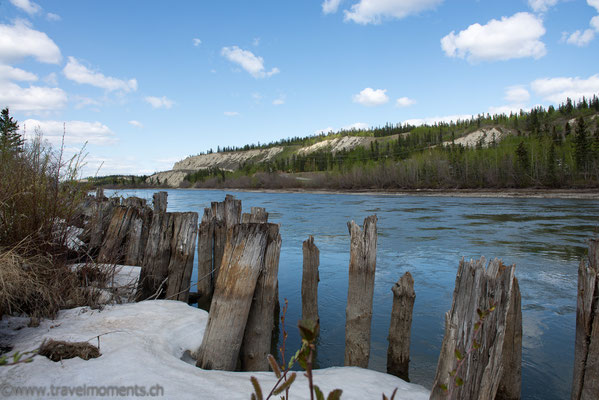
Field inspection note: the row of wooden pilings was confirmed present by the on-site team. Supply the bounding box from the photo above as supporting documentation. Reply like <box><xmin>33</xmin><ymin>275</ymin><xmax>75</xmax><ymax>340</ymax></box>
<box><xmin>83</xmin><ymin>190</ymin><xmax>599</xmax><ymax>400</ymax></box>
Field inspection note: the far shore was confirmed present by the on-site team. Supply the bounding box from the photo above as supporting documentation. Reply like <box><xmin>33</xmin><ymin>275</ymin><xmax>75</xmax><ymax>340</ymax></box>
<box><xmin>108</xmin><ymin>186</ymin><xmax>599</xmax><ymax>199</ymax></box>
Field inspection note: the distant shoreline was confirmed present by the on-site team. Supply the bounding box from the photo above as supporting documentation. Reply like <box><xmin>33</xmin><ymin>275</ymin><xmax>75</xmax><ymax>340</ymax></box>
<box><xmin>155</xmin><ymin>187</ymin><xmax>599</xmax><ymax>199</ymax></box>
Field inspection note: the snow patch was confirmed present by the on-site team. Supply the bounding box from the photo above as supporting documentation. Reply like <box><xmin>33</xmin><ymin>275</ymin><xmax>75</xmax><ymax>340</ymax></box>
<box><xmin>0</xmin><ymin>301</ymin><xmax>430</xmax><ymax>399</ymax></box>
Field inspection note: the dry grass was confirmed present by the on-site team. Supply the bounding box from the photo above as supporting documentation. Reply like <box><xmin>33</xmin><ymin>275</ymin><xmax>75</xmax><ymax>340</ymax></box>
<box><xmin>39</xmin><ymin>339</ymin><xmax>100</xmax><ymax>362</ymax></box>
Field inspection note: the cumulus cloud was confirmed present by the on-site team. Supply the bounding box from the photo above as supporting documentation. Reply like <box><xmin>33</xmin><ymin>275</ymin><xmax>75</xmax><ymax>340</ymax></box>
<box><xmin>224</xmin><ymin>111</ymin><xmax>240</xmax><ymax>117</ymax></box>
<box><xmin>531</xmin><ymin>74</ymin><xmax>599</xmax><ymax>104</ymax></box>
<box><xmin>505</xmin><ymin>86</ymin><xmax>530</xmax><ymax>103</ymax></box>
<box><xmin>0</xmin><ymin>82</ymin><xmax>66</xmax><ymax>113</ymax></box>
<box><xmin>592</xmin><ymin>16</ymin><xmax>599</xmax><ymax>31</ymax></box>
<box><xmin>528</xmin><ymin>0</ymin><xmax>558</xmax><ymax>13</ymax></box>
<box><xmin>316</xmin><ymin>127</ymin><xmax>335</xmax><ymax>135</ymax></box>
<box><xmin>343</xmin><ymin>122</ymin><xmax>369</xmax><ymax>130</ymax></box>
<box><xmin>63</xmin><ymin>57</ymin><xmax>137</xmax><ymax>92</ymax></box>
<box><xmin>144</xmin><ymin>96</ymin><xmax>174</xmax><ymax>109</ymax></box>
<box><xmin>352</xmin><ymin>88</ymin><xmax>389</xmax><ymax>106</ymax></box>
<box><xmin>396</xmin><ymin>97</ymin><xmax>415</xmax><ymax>107</ymax></box>
<box><xmin>590</xmin><ymin>0</ymin><xmax>599</xmax><ymax>13</ymax></box>
<box><xmin>221</xmin><ymin>46</ymin><xmax>279</xmax><ymax>78</ymax></box>
<box><xmin>344</xmin><ymin>0</ymin><xmax>443</xmax><ymax>24</ymax></box>
<box><xmin>9</xmin><ymin>0</ymin><xmax>41</xmax><ymax>15</ymax></box>
<box><xmin>0</xmin><ymin>64</ymin><xmax>37</xmax><ymax>82</ymax></box>
<box><xmin>404</xmin><ymin>114</ymin><xmax>473</xmax><ymax>126</ymax></box>
<box><xmin>21</xmin><ymin>119</ymin><xmax>116</xmax><ymax>146</ymax></box>
<box><xmin>0</xmin><ymin>20</ymin><xmax>61</xmax><ymax>64</ymax></box>
<box><xmin>322</xmin><ymin>0</ymin><xmax>343</xmax><ymax>14</ymax></box>
<box><xmin>128</xmin><ymin>120</ymin><xmax>143</xmax><ymax>128</ymax></box>
<box><xmin>565</xmin><ymin>29</ymin><xmax>596</xmax><ymax>46</ymax></box>
<box><xmin>192</xmin><ymin>38</ymin><xmax>202</xmax><ymax>46</ymax></box>
<box><xmin>441</xmin><ymin>12</ymin><xmax>546</xmax><ymax>62</ymax></box>
<box><xmin>43</xmin><ymin>72</ymin><xmax>57</xmax><ymax>85</ymax></box>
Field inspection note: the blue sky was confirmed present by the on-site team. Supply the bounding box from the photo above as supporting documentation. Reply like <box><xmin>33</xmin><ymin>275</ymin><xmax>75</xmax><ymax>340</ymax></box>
<box><xmin>1</xmin><ymin>0</ymin><xmax>598</xmax><ymax>176</ymax></box>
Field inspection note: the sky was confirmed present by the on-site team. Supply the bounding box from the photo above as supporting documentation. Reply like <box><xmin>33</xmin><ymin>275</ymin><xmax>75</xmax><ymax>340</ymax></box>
<box><xmin>1</xmin><ymin>0</ymin><xmax>599</xmax><ymax>176</ymax></box>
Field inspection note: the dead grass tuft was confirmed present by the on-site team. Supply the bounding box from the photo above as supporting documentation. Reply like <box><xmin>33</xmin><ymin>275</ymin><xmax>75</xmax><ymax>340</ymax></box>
<box><xmin>38</xmin><ymin>339</ymin><xmax>100</xmax><ymax>362</ymax></box>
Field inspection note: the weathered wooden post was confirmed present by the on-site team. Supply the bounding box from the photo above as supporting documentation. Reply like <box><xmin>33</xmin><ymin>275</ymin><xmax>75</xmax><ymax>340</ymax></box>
<box><xmin>429</xmin><ymin>258</ymin><xmax>522</xmax><ymax>400</ymax></box>
<box><xmin>196</xmin><ymin>195</ymin><xmax>242</xmax><ymax>309</ymax></box>
<box><xmin>164</xmin><ymin>212</ymin><xmax>199</xmax><ymax>303</ymax></box>
<box><xmin>302</xmin><ymin>236</ymin><xmax>320</xmax><ymax>330</ymax></box>
<box><xmin>123</xmin><ymin>198</ymin><xmax>152</xmax><ymax>266</ymax></box>
<box><xmin>387</xmin><ymin>271</ymin><xmax>415</xmax><ymax>382</ymax></box>
<box><xmin>85</xmin><ymin>191</ymin><xmax>118</xmax><ymax>254</ymax></box>
<box><xmin>241</xmin><ymin>223</ymin><xmax>281</xmax><ymax>371</ymax></box>
<box><xmin>196</xmin><ymin>223</ymin><xmax>270</xmax><ymax>370</ymax></box>
<box><xmin>571</xmin><ymin>239</ymin><xmax>599</xmax><ymax>400</ymax></box>
<box><xmin>136</xmin><ymin>192</ymin><xmax>198</xmax><ymax>302</ymax></box>
<box><xmin>344</xmin><ymin>215</ymin><xmax>377</xmax><ymax>368</ymax></box>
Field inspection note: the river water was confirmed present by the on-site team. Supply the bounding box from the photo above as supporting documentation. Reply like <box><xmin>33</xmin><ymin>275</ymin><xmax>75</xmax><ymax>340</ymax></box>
<box><xmin>106</xmin><ymin>188</ymin><xmax>598</xmax><ymax>400</ymax></box>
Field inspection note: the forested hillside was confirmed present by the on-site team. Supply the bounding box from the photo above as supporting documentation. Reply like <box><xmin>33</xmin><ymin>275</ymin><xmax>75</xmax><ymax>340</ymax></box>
<box><xmin>92</xmin><ymin>96</ymin><xmax>599</xmax><ymax>190</ymax></box>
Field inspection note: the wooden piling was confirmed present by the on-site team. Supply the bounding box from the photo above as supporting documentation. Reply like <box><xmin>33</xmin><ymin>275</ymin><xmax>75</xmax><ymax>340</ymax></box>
<box><xmin>196</xmin><ymin>223</ymin><xmax>269</xmax><ymax>371</ymax></box>
<box><xmin>387</xmin><ymin>271</ymin><xmax>415</xmax><ymax>382</ymax></box>
<box><xmin>164</xmin><ymin>212</ymin><xmax>199</xmax><ymax>303</ymax></box>
<box><xmin>429</xmin><ymin>257</ymin><xmax>522</xmax><ymax>400</ymax></box>
<box><xmin>197</xmin><ymin>207</ymin><xmax>215</xmax><ymax>310</ymax></box>
<box><xmin>301</xmin><ymin>236</ymin><xmax>320</xmax><ymax>330</ymax></box>
<box><xmin>344</xmin><ymin>215</ymin><xmax>378</xmax><ymax>368</ymax></box>
<box><xmin>571</xmin><ymin>239</ymin><xmax>599</xmax><ymax>400</ymax></box>
<box><xmin>240</xmin><ymin>223</ymin><xmax>281</xmax><ymax>371</ymax></box>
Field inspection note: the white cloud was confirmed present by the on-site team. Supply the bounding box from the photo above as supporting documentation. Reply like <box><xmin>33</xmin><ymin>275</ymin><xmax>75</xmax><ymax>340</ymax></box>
<box><xmin>192</xmin><ymin>38</ymin><xmax>202</xmax><ymax>46</ymax></box>
<box><xmin>592</xmin><ymin>16</ymin><xmax>599</xmax><ymax>31</ymax></box>
<box><xmin>74</xmin><ymin>96</ymin><xmax>101</xmax><ymax>109</ymax></box>
<box><xmin>21</xmin><ymin>119</ymin><xmax>116</xmax><ymax>146</ymax></box>
<box><xmin>43</xmin><ymin>72</ymin><xmax>57</xmax><ymax>85</ymax></box>
<box><xmin>352</xmin><ymin>87</ymin><xmax>389</xmax><ymax>106</ymax></box>
<box><xmin>565</xmin><ymin>29</ymin><xmax>596</xmax><ymax>46</ymax></box>
<box><xmin>589</xmin><ymin>0</ymin><xmax>599</xmax><ymax>13</ymax></box>
<box><xmin>344</xmin><ymin>0</ymin><xmax>443</xmax><ymax>24</ymax></box>
<box><xmin>396</xmin><ymin>97</ymin><xmax>415</xmax><ymax>107</ymax></box>
<box><xmin>144</xmin><ymin>96</ymin><xmax>174</xmax><ymax>109</ymax></box>
<box><xmin>224</xmin><ymin>111</ymin><xmax>240</xmax><ymax>117</ymax></box>
<box><xmin>9</xmin><ymin>0</ymin><xmax>41</xmax><ymax>15</ymax></box>
<box><xmin>221</xmin><ymin>46</ymin><xmax>279</xmax><ymax>78</ymax></box>
<box><xmin>63</xmin><ymin>57</ymin><xmax>138</xmax><ymax>92</ymax></box>
<box><xmin>505</xmin><ymin>86</ymin><xmax>530</xmax><ymax>103</ymax></box>
<box><xmin>0</xmin><ymin>20</ymin><xmax>61</xmax><ymax>64</ymax></box>
<box><xmin>0</xmin><ymin>82</ymin><xmax>66</xmax><ymax>113</ymax></box>
<box><xmin>488</xmin><ymin>104</ymin><xmax>526</xmax><ymax>116</ymax></box>
<box><xmin>128</xmin><ymin>120</ymin><xmax>143</xmax><ymax>128</ymax></box>
<box><xmin>343</xmin><ymin>122</ymin><xmax>369</xmax><ymax>130</ymax></box>
<box><xmin>441</xmin><ymin>12</ymin><xmax>546</xmax><ymax>62</ymax></box>
<box><xmin>322</xmin><ymin>0</ymin><xmax>343</xmax><ymax>14</ymax></box>
<box><xmin>404</xmin><ymin>114</ymin><xmax>473</xmax><ymax>126</ymax></box>
<box><xmin>0</xmin><ymin>64</ymin><xmax>37</xmax><ymax>82</ymax></box>
<box><xmin>528</xmin><ymin>0</ymin><xmax>558</xmax><ymax>13</ymax></box>
<box><xmin>273</xmin><ymin>95</ymin><xmax>286</xmax><ymax>105</ymax></box>
<box><xmin>46</xmin><ymin>13</ymin><xmax>61</xmax><ymax>21</ymax></box>
<box><xmin>531</xmin><ymin>74</ymin><xmax>599</xmax><ymax>104</ymax></box>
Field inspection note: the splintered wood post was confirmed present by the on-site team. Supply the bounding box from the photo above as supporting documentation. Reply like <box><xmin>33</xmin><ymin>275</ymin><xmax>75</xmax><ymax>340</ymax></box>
<box><xmin>212</xmin><ymin>195</ymin><xmax>241</xmax><ymax>284</ymax></box>
<box><xmin>165</xmin><ymin>212</ymin><xmax>199</xmax><ymax>303</ymax></box>
<box><xmin>153</xmin><ymin>191</ymin><xmax>167</xmax><ymax>214</ymax></box>
<box><xmin>241</xmin><ymin>207</ymin><xmax>268</xmax><ymax>223</ymax></box>
<box><xmin>197</xmin><ymin>207</ymin><xmax>215</xmax><ymax>310</ymax></box>
<box><xmin>196</xmin><ymin>223</ymin><xmax>269</xmax><ymax>371</ymax></box>
<box><xmin>302</xmin><ymin>235</ymin><xmax>320</xmax><ymax>331</ymax></box>
<box><xmin>241</xmin><ymin>223</ymin><xmax>281</xmax><ymax>371</ymax></box>
<box><xmin>387</xmin><ymin>271</ymin><xmax>415</xmax><ymax>382</ymax></box>
<box><xmin>344</xmin><ymin>215</ymin><xmax>378</xmax><ymax>368</ymax></box>
<box><xmin>87</xmin><ymin>195</ymin><xmax>118</xmax><ymax>254</ymax></box>
<box><xmin>136</xmin><ymin>193</ymin><xmax>172</xmax><ymax>300</ymax></box>
<box><xmin>571</xmin><ymin>239</ymin><xmax>599</xmax><ymax>400</ymax></box>
<box><xmin>124</xmin><ymin>198</ymin><xmax>152</xmax><ymax>266</ymax></box>
<box><xmin>429</xmin><ymin>258</ymin><xmax>522</xmax><ymax>400</ymax></box>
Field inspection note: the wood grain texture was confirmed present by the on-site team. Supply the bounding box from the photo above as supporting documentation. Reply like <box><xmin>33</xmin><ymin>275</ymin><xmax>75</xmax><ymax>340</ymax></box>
<box><xmin>196</xmin><ymin>223</ymin><xmax>269</xmax><ymax>371</ymax></box>
<box><xmin>387</xmin><ymin>271</ymin><xmax>415</xmax><ymax>382</ymax></box>
<box><xmin>165</xmin><ymin>212</ymin><xmax>199</xmax><ymax>302</ymax></box>
<box><xmin>429</xmin><ymin>257</ymin><xmax>522</xmax><ymax>400</ymax></box>
<box><xmin>344</xmin><ymin>214</ymin><xmax>377</xmax><ymax>368</ymax></box>
<box><xmin>301</xmin><ymin>235</ymin><xmax>320</xmax><ymax>330</ymax></box>
<box><xmin>571</xmin><ymin>239</ymin><xmax>599</xmax><ymax>400</ymax></box>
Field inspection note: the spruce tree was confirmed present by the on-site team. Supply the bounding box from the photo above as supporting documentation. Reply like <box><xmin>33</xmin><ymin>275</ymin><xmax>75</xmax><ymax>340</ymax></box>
<box><xmin>574</xmin><ymin>116</ymin><xmax>590</xmax><ymax>172</ymax></box>
<box><xmin>0</xmin><ymin>107</ymin><xmax>23</xmax><ymax>154</ymax></box>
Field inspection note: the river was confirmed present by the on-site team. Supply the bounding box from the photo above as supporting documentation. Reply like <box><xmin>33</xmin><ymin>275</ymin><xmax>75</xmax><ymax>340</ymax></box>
<box><xmin>106</xmin><ymin>188</ymin><xmax>598</xmax><ymax>400</ymax></box>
